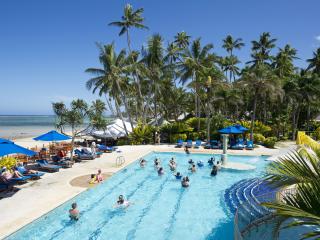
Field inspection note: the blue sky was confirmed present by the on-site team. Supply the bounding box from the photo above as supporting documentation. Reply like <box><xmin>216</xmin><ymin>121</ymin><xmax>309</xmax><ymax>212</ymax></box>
<box><xmin>0</xmin><ymin>0</ymin><xmax>319</xmax><ymax>115</ymax></box>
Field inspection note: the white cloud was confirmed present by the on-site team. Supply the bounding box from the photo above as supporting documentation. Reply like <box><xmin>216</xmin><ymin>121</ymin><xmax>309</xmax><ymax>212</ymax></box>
<box><xmin>316</xmin><ymin>35</ymin><xmax>320</xmax><ymax>42</ymax></box>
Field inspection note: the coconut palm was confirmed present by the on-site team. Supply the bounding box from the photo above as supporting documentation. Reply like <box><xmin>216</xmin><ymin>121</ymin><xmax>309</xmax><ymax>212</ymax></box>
<box><xmin>109</xmin><ymin>4</ymin><xmax>148</xmax><ymax>52</ymax></box>
<box><xmin>306</xmin><ymin>48</ymin><xmax>320</xmax><ymax>74</ymax></box>
<box><xmin>223</xmin><ymin>55</ymin><xmax>241</xmax><ymax>82</ymax></box>
<box><xmin>273</xmin><ymin>44</ymin><xmax>298</xmax><ymax>78</ymax></box>
<box><xmin>263</xmin><ymin>146</ymin><xmax>320</xmax><ymax>239</ymax></box>
<box><xmin>222</xmin><ymin>35</ymin><xmax>244</xmax><ymax>56</ymax></box>
<box><xmin>248</xmin><ymin>32</ymin><xmax>277</xmax><ymax>66</ymax></box>
<box><xmin>179</xmin><ymin>38</ymin><xmax>215</xmax><ymax>131</ymax></box>
<box><xmin>174</xmin><ymin>31</ymin><xmax>191</xmax><ymax>49</ymax></box>
<box><xmin>239</xmin><ymin>64</ymin><xmax>282</xmax><ymax>140</ymax></box>
<box><xmin>85</xmin><ymin>43</ymin><xmax>134</xmax><ymax>134</ymax></box>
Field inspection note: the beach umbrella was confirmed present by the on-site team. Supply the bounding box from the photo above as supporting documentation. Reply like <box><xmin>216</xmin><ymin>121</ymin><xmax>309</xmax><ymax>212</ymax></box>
<box><xmin>218</xmin><ymin>126</ymin><xmax>244</xmax><ymax>134</ymax></box>
<box><xmin>33</xmin><ymin>130</ymin><xmax>71</xmax><ymax>141</ymax></box>
<box><xmin>233</xmin><ymin>124</ymin><xmax>248</xmax><ymax>132</ymax></box>
<box><xmin>0</xmin><ymin>138</ymin><xmax>36</xmax><ymax>157</ymax></box>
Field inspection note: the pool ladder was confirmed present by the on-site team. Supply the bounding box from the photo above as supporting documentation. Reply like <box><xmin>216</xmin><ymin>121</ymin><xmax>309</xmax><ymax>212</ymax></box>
<box><xmin>116</xmin><ymin>156</ymin><xmax>125</xmax><ymax>167</ymax></box>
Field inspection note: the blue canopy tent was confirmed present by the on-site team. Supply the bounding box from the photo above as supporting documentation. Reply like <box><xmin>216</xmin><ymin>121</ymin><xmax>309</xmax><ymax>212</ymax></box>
<box><xmin>33</xmin><ymin>130</ymin><xmax>71</xmax><ymax>142</ymax></box>
<box><xmin>233</xmin><ymin>124</ymin><xmax>248</xmax><ymax>132</ymax></box>
<box><xmin>218</xmin><ymin>126</ymin><xmax>244</xmax><ymax>134</ymax></box>
<box><xmin>0</xmin><ymin>138</ymin><xmax>36</xmax><ymax>157</ymax></box>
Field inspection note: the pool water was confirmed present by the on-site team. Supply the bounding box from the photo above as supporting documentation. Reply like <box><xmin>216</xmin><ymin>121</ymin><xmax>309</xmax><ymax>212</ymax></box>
<box><xmin>7</xmin><ymin>152</ymin><xmax>268</xmax><ymax>240</ymax></box>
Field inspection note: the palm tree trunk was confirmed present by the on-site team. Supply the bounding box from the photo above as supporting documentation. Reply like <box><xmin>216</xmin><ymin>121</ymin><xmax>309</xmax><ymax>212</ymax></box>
<box><xmin>126</xmin><ymin>30</ymin><xmax>131</xmax><ymax>53</ymax></box>
<box><xmin>307</xmin><ymin>102</ymin><xmax>311</xmax><ymax>132</ymax></box>
<box><xmin>250</xmin><ymin>95</ymin><xmax>257</xmax><ymax>141</ymax></box>
<box><xmin>115</xmin><ymin>79</ymin><xmax>134</xmax><ymax>130</ymax></box>
<box><xmin>114</xmin><ymin>97</ymin><xmax>129</xmax><ymax>136</ymax></box>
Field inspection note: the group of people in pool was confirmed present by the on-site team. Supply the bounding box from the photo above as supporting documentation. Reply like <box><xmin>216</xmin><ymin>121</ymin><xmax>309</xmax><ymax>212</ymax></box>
<box><xmin>139</xmin><ymin>155</ymin><xmax>222</xmax><ymax>187</ymax></box>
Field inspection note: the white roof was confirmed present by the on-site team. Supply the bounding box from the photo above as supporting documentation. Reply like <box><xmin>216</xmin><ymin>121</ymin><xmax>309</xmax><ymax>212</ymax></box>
<box><xmin>91</xmin><ymin>119</ymin><xmax>134</xmax><ymax>139</ymax></box>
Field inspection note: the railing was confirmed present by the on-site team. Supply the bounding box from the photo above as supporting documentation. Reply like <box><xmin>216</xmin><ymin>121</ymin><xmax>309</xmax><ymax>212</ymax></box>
<box><xmin>234</xmin><ymin>188</ymin><xmax>296</xmax><ymax>240</ymax></box>
<box><xmin>116</xmin><ymin>156</ymin><xmax>125</xmax><ymax>167</ymax></box>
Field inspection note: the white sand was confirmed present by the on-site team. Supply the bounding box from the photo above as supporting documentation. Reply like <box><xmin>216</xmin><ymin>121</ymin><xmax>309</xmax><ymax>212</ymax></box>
<box><xmin>0</xmin><ymin>139</ymin><xmax>292</xmax><ymax>238</ymax></box>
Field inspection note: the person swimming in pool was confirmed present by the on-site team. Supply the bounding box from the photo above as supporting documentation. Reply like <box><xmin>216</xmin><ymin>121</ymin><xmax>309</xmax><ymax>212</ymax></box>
<box><xmin>175</xmin><ymin>172</ymin><xmax>182</xmax><ymax>179</ymax></box>
<box><xmin>181</xmin><ymin>176</ymin><xmax>190</xmax><ymax>187</ymax></box>
<box><xmin>188</xmin><ymin>159</ymin><xmax>194</xmax><ymax>165</ymax></box>
<box><xmin>184</xmin><ymin>146</ymin><xmax>190</xmax><ymax>154</ymax></box>
<box><xmin>197</xmin><ymin>160</ymin><xmax>204</xmax><ymax>167</ymax></box>
<box><xmin>158</xmin><ymin>167</ymin><xmax>164</xmax><ymax>176</ymax></box>
<box><xmin>208</xmin><ymin>157</ymin><xmax>215</xmax><ymax>165</ymax></box>
<box><xmin>216</xmin><ymin>161</ymin><xmax>222</xmax><ymax>170</ymax></box>
<box><xmin>169</xmin><ymin>158</ymin><xmax>177</xmax><ymax>171</ymax></box>
<box><xmin>114</xmin><ymin>195</ymin><xmax>131</xmax><ymax>208</ymax></box>
<box><xmin>140</xmin><ymin>159</ymin><xmax>147</xmax><ymax>168</ymax></box>
<box><xmin>69</xmin><ymin>202</ymin><xmax>80</xmax><ymax>220</ymax></box>
<box><xmin>211</xmin><ymin>165</ymin><xmax>218</xmax><ymax>176</ymax></box>
<box><xmin>189</xmin><ymin>164</ymin><xmax>196</xmax><ymax>173</ymax></box>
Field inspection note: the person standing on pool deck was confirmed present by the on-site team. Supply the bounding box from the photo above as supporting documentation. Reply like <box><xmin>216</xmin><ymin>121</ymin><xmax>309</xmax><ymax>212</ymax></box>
<box><xmin>69</xmin><ymin>202</ymin><xmax>80</xmax><ymax>220</ymax></box>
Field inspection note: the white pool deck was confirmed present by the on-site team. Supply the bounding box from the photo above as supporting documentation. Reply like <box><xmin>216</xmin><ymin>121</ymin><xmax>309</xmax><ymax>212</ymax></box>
<box><xmin>0</xmin><ymin>140</ymin><xmax>294</xmax><ymax>239</ymax></box>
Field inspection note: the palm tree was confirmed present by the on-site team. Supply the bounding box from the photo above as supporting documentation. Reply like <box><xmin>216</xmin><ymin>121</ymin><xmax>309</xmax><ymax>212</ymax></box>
<box><xmin>141</xmin><ymin>34</ymin><xmax>166</xmax><ymax>126</ymax></box>
<box><xmin>223</xmin><ymin>55</ymin><xmax>241</xmax><ymax>82</ymax></box>
<box><xmin>109</xmin><ymin>4</ymin><xmax>148</xmax><ymax>52</ymax></box>
<box><xmin>263</xmin><ymin>146</ymin><xmax>320</xmax><ymax>239</ymax></box>
<box><xmin>174</xmin><ymin>31</ymin><xmax>191</xmax><ymax>49</ymax></box>
<box><xmin>222</xmin><ymin>35</ymin><xmax>244</xmax><ymax>56</ymax></box>
<box><xmin>273</xmin><ymin>44</ymin><xmax>298</xmax><ymax>78</ymax></box>
<box><xmin>248</xmin><ymin>32</ymin><xmax>277</xmax><ymax>66</ymax></box>
<box><xmin>239</xmin><ymin>64</ymin><xmax>282</xmax><ymax>140</ymax></box>
<box><xmin>85</xmin><ymin>43</ymin><xmax>134</xmax><ymax>134</ymax></box>
<box><xmin>306</xmin><ymin>48</ymin><xmax>320</xmax><ymax>74</ymax></box>
<box><xmin>179</xmin><ymin>38</ymin><xmax>215</xmax><ymax>131</ymax></box>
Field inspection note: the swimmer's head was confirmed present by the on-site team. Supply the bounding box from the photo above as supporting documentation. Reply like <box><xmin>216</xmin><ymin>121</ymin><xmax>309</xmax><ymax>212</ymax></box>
<box><xmin>72</xmin><ymin>202</ymin><xmax>77</xmax><ymax>209</ymax></box>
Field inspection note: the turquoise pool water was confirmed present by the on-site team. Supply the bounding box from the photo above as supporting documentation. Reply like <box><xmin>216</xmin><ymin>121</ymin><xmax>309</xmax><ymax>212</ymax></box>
<box><xmin>7</xmin><ymin>152</ymin><xmax>268</xmax><ymax>240</ymax></box>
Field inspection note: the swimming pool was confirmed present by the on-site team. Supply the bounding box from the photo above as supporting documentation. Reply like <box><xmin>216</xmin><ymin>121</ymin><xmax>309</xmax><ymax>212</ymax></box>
<box><xmin>7</xmin><ymin>152</ymin><xmax>268</xmax><ymax>240</ymax></box>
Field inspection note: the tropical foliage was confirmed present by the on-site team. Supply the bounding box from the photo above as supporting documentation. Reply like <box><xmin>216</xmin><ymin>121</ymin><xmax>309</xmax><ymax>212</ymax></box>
<box><xmin>263</xmin><ymin>146</ymin><xmax>320</xmax><ymax>239</ymax></box>
<box><xmin>52</xmin><ymin>99</ymin><xmax>107</xmax><ymax>160</ymax></box>
<box><xmin>85</xmin><ymin>4</ymin><xmax>320</xmax><ymax>143</ymax></box>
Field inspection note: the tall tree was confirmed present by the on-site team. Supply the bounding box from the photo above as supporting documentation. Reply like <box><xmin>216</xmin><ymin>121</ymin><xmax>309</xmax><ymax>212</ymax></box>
<box><xmin>239</xmin><ymin>64</ymin><xmax>282</xmax><ymax>140</ymax></box>
<box><xmin>222</xmin><ymin>35</ymin><xmax>244</xmax><ymax>56</ymax></box>
<box><xmin>174</xmin><ymin>31</ymin><xmax>191</xmax><ymax>49</ymax></box>
<box><xmin>109</xmin><ymin>4</ymin><xmax>148</xmax><ymax>52</ymax></box>
<box><xmin>179</xmin><ymin>38</ymin><xmax>215</xmax><ymax>131</ymax></box>
<box><xmin>306</xmin><ymin>48</ymin><xmax>320</xmax><ymax>74</ymax></box>
<box><xmin>248</xmin><ymin>32</ymin><xmax>277</xmax><ymax>66</ymax></box>
<box><xmin>85</xmin><ymin>43</ymin><xmax>134</xmax><ymax>134</ymax></box>
<box><xmin>273</xmin><ymin>44</ymin><xmax>298</xmax><ymax>78</ymax></box>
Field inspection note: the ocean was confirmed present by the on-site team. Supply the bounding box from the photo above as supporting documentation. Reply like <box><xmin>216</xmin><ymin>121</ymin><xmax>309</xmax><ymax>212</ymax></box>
<box><xmin>0</xmin><ymin>115</ymin><xmax>58</xmax><ymax>139</ymax></box>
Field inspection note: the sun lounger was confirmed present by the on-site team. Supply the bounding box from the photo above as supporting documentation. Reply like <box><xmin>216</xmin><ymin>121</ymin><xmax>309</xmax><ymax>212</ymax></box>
<box><xmin>231</xmin><ymin>142</ymin><xmax>245</xmax><ymax>150</ymax></box>
<box><xmin>97</xmin><ymin>144</ymin><xmax>113</xmax><ymax>153</ymax></box>
<box><xmin>36</xmin><ymin>159</ymin><xmax>61</xmax><ymax>172</ymax></box>
<box><xmin>186</xmin><ymin>140</ymin><xmax>193</xmax><ymax>148</ymax></box>
<box><xmin>175</xmin><ymin>139</ymin><xmax>183</xmax><ymax>148</ymax></box>
<box><xmin>74</xmin><ymin>149</ymin><xmax>95</xmax><ymax>160</ymax></box>
<box><xmin>16</xmin><ymin>166</ymin><xmax>45</xmax><ymax>179</ymax></box>
<box><xmin>0</xmin><ymin>176</ymin><xmax>14</xmax><ymax>190</ymax></box>
<box><xmin>210</xmin><ymin>140</ymin><xmax>220</xmax><ymax>149</ymax></box>
<box><xmin>246</xmin><ymin>140</ymin><xmax>254</xmax><ymax>150</ymax></box>
<box><xmin>194</xmin><ymin>140</ymin><xmax>202</xmax><ymax>148</ymax></box>
<box><xmin>51</xmin><ymin>156</ymin><xmax>73</xmax><ymax>168</ymax></box>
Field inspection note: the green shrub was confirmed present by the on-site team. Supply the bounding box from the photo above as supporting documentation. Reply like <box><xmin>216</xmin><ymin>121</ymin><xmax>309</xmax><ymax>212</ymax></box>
<box><xmin>253</xmin><ymin>133</ymin><xmax>266</xmax><ymax>144</ymax></box>
<box><xmin>264</xmin><ymin>137</ymin><xmax>277</xmax><ymax>148</ymax></box>
<box><xmin>185</xmin><ymin>117</ymin><xmax>206</xmax><ymax>131</ymax></box>
<box><xmin>0</xmin><ymin>156</ymin><xmax>17</xmax><ymax>169</ymax></box>
<box><xmin>170</xmin><ymin>133</ymin><xmax>187</xmax><ymax>143</ymax></box>
<box><xmin>160</xmin><ymin>122</ymin><xmax>193</xmax><ymax>134</ymax></box>
<box><xmin>129</xmin><ymin>124</ymin><xmax>155</xmax><ymax>145</ymax></box>
<box><xmin>314</xmin><ymin>127</ymin><xmax>320</xmax><ymax>140</ymax></box>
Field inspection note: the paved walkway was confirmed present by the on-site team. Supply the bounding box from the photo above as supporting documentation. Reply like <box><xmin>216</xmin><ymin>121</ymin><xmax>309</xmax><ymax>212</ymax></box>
<box><xmin>0</xmin><ymin>142</ymin><xmax>291</xmax><ymax>238</ymax></box>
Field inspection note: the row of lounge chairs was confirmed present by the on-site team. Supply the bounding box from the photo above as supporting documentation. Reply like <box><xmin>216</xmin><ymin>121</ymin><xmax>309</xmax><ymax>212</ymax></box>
<box><xmin>175</xmin><ymin>139</ymin><xmax>254</xmax><ymax>150</ymax></box>
<box><xmin>0</xmin><ymin>144</ymin><xmax>116</xmax><ymax>191</ymax></box>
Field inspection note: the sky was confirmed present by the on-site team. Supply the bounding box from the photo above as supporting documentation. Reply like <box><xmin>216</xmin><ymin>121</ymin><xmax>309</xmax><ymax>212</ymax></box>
<box><xmin>0</xmin><ymin>0</ymin><xmax>319</xmax><ymax>115</ymax></box>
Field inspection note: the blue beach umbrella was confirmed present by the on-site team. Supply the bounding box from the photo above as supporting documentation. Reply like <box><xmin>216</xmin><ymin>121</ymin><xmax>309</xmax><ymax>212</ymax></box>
<box><xmin>233</xmin><ymin>124</ymin><xmax>248</xmax><ymax>132</ymax></box>
<box><xmin>0</xmin><ymin>138</ymin><xmax>36</xmax><ymax>157</ymax></box>
<box><xmin>33</xmin><ymin>130</ymin><xmax>71</xmax><ymax>142</ymax></box>
<box><xmin>218</xmin><ymin>126</ymin><xmax>244</xmax><ymax>134</ymax></box>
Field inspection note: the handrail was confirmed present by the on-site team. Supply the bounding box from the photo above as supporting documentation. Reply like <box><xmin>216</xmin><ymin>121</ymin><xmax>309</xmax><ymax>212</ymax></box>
<box><xmin>116</xmin><ymin>156</ymin><xmax>125</xmax><ymax>167</ymax></box>
<box><xmin>234</xmin><ymin>188</ymin><xmax>296</xmax><ymax>240</ymax></box>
